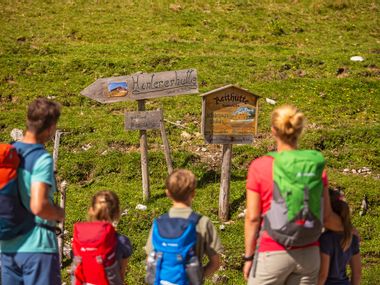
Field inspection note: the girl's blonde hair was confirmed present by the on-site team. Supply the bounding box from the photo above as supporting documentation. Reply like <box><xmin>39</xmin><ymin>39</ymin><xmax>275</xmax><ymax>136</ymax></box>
<box><xmin>329</xmin><ymin>188</ymin><xmax>353</xmax><ymax>251</ymax></box>
<box><xmin>88</xmin><ymin>190</ymin><xmax>120</xmax><ymax>223</ymax></box>
<box><xmin>271</xmin><ymin>104</ymin><xmax>304</xmax><ymax>145</ymax></box>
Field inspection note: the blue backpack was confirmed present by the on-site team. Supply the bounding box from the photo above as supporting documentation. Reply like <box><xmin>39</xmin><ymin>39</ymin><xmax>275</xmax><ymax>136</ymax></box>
<box><xmin>146</xmin><ymin>212</ymin><xmax>202</xmax><ymax>285</ymax></box>
<box><xmin>0</xmin><ymin>143</ymin><xmax>52</xmax><ymax>240</ymax></box>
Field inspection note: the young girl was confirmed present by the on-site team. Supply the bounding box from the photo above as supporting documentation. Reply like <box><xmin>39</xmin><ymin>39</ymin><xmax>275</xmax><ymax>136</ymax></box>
<box><xmin>318</xmin><ymin>189</ymin><xmax>361</xmax><ymax>285</ymax></box>
<box><xmin>71</xmin><ymin>190</ymin><xmax>132</xmax><ymax>285</ymax></box>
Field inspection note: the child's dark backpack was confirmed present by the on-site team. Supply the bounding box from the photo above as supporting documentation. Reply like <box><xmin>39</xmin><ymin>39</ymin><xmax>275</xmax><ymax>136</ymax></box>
<box><xmin>0</xmin><ymin>144</ymin><xmax>36</xmax><ymax>240</ymax></box>
<box><xmin>264</xmin><ymin>150</ymin><xmax>325</xmax><ymax>247</ymax></box>
<box><xmin>146</xmin><ymin>212</ymin><xmax>203</xmax><ymax>285</ymax></box>
<box><xmin>72</xmin><ymin>221</ymin><xmax>122</xmax><ymax>285</ymax></box>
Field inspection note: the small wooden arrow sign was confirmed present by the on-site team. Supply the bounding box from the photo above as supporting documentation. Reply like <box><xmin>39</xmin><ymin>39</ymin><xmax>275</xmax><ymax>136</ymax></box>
<box><xmin>81</xmin><ymin>69</ymin><xmax>198</xmax><ymax>103</ymax></box>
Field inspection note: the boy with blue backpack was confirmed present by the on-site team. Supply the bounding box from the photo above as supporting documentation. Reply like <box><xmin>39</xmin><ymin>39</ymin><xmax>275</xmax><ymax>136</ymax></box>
<box><xmin>0</xmin><ymin>98</ymin><xmax>65</xmax><ymax>285</ymax></box>
<box><xmin>145</xmin><ymin>169</ymin><xmax>223</xmax><ymax>285</ymax></box>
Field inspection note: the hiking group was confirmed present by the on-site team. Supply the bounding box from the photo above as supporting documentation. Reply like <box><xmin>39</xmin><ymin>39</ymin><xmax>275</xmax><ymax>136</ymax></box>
<box><xmin>0</xmin><ymin>98</ymin><xmax>361</xmax><ymax>285</ymax></box>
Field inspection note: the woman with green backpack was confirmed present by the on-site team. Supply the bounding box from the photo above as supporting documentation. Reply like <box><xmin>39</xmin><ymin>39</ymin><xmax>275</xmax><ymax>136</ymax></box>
<box><xmin>243</xmin><ymin>104</ymin><xmax>342</xmax><ymax>285</ymax></box>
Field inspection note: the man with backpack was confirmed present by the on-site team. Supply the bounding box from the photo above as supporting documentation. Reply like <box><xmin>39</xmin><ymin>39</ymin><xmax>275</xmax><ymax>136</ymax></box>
<box><xmin>145</xmin><ymin>169</ymin><xmax>223</xmax><ymax>285</ymax></box>
<box><xmin>0</xmin><ymin>98</ymin><xmax>65</xmax><ymax>285</ymax></box>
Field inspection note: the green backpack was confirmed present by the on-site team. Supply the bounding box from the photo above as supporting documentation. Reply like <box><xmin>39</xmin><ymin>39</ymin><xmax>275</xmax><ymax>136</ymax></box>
<box><xmin>264</xmin><ymin>150</ymin><xmax>325</xmax><ymax>247</ymax></box>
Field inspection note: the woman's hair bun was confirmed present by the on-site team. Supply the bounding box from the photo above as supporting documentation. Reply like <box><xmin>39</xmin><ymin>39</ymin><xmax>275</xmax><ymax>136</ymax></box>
<box><xmin>271</xmin><ymin>105</ymin><xmax>304</xmax><ymax>144</ymax></box>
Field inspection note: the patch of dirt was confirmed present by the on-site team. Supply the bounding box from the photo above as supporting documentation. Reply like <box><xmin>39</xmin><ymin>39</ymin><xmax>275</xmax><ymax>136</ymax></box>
<box><xmin>107</xmin><ymin>142</ymin><xmax>139</xmax><ymax>152</ymax></box>
<box><xmin>294</xmin><ymin>69</ymin><xmax>306</xmax><ymax>77</ymax></box>
<box><xmin>361</xmin><ymin>64</ymin><xmax>380</xmax><ymax>77</ymax></box>
<box><xmin>337</xmin><ymin>67</ymin><xmax>349</xmax><ymax>78</ymax></box>
<box><xmin>187</xmin><ymin>143</ymin><xmax>223</xmax><ymax>167</ymax></box>
<box><xmin>369</xmin><ymin>48</ymin><xmax>380</xmax><ymax>54</ymax></box>
<box><xmin>305</xmin><ymin>123</ymin><xmax>323</xmax><ymax>130</ymax></box>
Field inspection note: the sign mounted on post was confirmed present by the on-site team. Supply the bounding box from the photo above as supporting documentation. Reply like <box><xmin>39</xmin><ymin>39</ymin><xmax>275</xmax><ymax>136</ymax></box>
<box><xmin>125</xmin><ymin>110</ymin><xmax>162</xmax><ymax>130</ymax></box>
<box><xmin>80</xmin><ymin>69</ymin><xmax>198</xmax><ymax>103</ymax></box>
<box><xmin>125</xmin><ymin>109</ymin><xmax>173</xmax><ymax>179</ymax></box>
<box><xmin>201</xmin><ymin>84</ymin><xmax>260</xmax><ymax>144</ymax></box>
<box><xmin>201</xmin><ymin>85</ymin><xmax>260</xmax><ymax>221</ymax></box>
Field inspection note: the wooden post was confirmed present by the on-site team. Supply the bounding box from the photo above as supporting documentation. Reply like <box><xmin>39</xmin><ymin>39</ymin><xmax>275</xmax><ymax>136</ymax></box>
<box><xmin>53</xmin><ymin>130</ymin><xmax>62</xmax><ymax>173</ymax></box>
<box><xmin>53</xmin><ymin>130</ymin><xmax>65</xmax><ymax>265</ymax></box>
<box><xmin>58</xmin><ymin>181</ymin><xmax>67</xmax><ymax>267</ymax></box>
<box><xmin>219</xmin><ymin>144</ymin><xmax>232</xmax><ymax>221</ymax></box>
<box><xmin>255</xmin><ymin>99</ymin><xmax>259</xmax><ymax>136</ymax></box>
<box><xmin>159</xmin><ymin>110</ymin><xmax>173</xmax><ymax>174</ymax></box>
<box><xmin>138</xmin><ymin>100</ymin><xmax>150</xmax><ymax>201</ymax></box>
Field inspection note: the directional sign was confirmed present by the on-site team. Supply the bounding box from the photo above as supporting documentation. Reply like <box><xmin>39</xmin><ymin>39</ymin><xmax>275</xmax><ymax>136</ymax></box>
<box><xmin>81</xmin><ymin>69</ymin><xmax>198</xmax><ymax>103</ymax></box>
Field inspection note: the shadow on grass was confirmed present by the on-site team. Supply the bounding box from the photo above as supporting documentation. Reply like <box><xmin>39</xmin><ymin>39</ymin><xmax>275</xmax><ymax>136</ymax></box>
<box><xmin>229</xmin><ymin>192</ymin><xmax>246</xmax><ymax>217</ymax></box>
<box><xmin>198</xmin><ymin>169</ymin><xmax>246</xmax><ymax>188</ymax></box>
<box><xmin>198</xmin><ymin>169</ymin><xmax>220</xmax><ymax>187</ymax></box>
<box><xmin>62</xmin><ymin>257</ymin><xmax>72</xmax><ymax>269</ymax></box>
<box><xmin>231</xmin><ymin>172</ymin><xmax>246</xmax><ymax>182</ymax></box>
<box><xmin>149</xmin><ymin>191</ymin><xmax>167</xmax><ymax>202</ymax></box>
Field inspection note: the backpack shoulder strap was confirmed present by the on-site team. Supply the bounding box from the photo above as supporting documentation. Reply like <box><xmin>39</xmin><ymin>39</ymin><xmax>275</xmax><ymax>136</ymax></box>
<box><xmin>187</xmin><ymin>212</ymin><xmax>202</xmax><ymax>225</ymax></box>
<box><xmin>266</xmin><ymin>151</ymin><xmax>279</xmax><ymax>159</ymax></box>
<box><xmin>13</xmin><ymin>144</ymin><xmax>47</xmax><ymax>170</ymax></box>
<box><xmin>158</xmin><ymin>213</ymin><xmax>170</xmax><ymax>220</ymax></box>
<box><xmin>22</xmin><ymin>144</ymin><xmax>45</xmax><ymax>158</ymax></box>
<box><xmin>158</xmin><ymin>212</ymin><xmax>202</xmax><ymax>224</ymax></box>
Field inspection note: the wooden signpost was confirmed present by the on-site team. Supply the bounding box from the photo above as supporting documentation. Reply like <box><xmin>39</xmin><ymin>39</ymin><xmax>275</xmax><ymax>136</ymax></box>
<box><xmin>52</xmin><ymin>130</ymin><xmax>67</xmax><ymax>266</ymax></box>
<box><xmin>81</xmin><ymin>69</ymin><xmax>198</xmax><ymax>103</ymax></box>
<box><xmin>81</xmin><ymin>69</ymin><xmax>198</xmax><ymax>201</ymax></box>
<box><xmin>201</xmin><ymin>85</ymin><xmax>260</xmax><ymax>221</ymax></box>
<box><xmin>125</xmin><ymin>109</ymin><xmax>173</xmax><ymax>200</ymax></box>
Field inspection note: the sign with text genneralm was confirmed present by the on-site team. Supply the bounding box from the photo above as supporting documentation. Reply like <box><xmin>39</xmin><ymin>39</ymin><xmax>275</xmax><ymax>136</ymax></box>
<box><xmin>81</xmin><ymin>69</ymin><xmax>198</xmax><ymax>103</ymax></box>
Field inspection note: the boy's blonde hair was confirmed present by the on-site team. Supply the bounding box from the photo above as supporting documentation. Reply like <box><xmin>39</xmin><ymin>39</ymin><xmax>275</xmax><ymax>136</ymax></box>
<box><xmin>166</xmin><ymin>169</ymin><xmax>197</xmax><ymax>202</ymax></box>
<box><xmin>88</xmin><ymin>190</ymin><xmax>120</xmax><ymax>223</ymax></box>
<box><xmin>271</xmin><ymin>104</ymin><xmax>304</xmax><ymax>145</ymax></box>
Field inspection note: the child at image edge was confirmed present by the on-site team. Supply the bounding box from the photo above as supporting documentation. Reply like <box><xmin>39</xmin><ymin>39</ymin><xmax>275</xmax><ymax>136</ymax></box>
<box><xmin>145</xmin><ymin>169</ymin><xmax>223</xmax><ymax>282</ymax></box>
<box><xmin>318</xmin><ymin>188</ymin><xmax>361</xmax><ymax>285</ymax></box>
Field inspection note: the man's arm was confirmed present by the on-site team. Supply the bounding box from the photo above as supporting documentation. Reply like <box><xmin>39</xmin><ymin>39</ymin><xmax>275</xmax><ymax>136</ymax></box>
<box><xmin>30</xmin><ymin>181</ymin><xmax>64</xmax><ymax>222</ymax></box>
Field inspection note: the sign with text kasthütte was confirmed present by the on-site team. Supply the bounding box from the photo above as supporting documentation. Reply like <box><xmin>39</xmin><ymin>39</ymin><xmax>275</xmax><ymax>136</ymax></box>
<box><xmin>81</xmin><ymin>69</ymin><xmax>198</xmax><ymax>103</ymax></box>
<box><xmin>201</xmin><ymin>85</ymin><xmax>260</xmax><ymax>144</ymax></box>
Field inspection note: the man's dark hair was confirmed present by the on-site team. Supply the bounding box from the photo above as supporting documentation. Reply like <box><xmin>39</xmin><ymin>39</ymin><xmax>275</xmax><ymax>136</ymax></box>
<box><xmin>27</xmin><ymin>98</ymin><xmax>61</xmax><ymax>134</ymax></box>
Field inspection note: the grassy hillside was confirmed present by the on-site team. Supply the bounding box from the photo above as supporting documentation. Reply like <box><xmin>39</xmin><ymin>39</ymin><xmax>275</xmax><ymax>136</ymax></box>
<box><xmin>0</xmin><ymin>0</ymin><xmax>379</xmax><ymax>284</ymax></box>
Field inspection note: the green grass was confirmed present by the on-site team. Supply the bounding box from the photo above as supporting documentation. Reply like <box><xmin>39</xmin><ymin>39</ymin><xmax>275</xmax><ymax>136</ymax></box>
<box><xmin>1</xmin><ymin>0</ymin><xmax>379</xmax><ymax>284</ymax></box>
